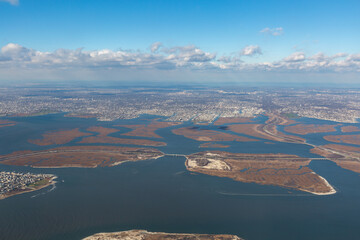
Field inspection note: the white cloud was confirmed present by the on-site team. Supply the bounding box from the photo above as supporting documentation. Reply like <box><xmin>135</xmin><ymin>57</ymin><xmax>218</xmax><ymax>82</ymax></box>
<box><xmin>0</xmin><ymin>43</ymin><xmax>218</xmax><ymax>71</ymax></box>
<box><xmin>348</xmin><ymin>54</ymin><xmax>360</xmax><ymax>62</ymax></box>
<box><xmin>260</xmin><ymin>27</ymin><xmax>283</xmax><ymax>36</ymax></box>
<box><xmin>308</xmin><ymin>52</ymin><xmax>348</xmax><ymax>62</ymax></box>
<box><xmin>332</xmin><ymin>53</ymin><xmax>348</xmax><ymax>59</ymax></box>
<box><xmin>150</xmin><ymin>42</ymin><xmax>162</xmax><ymax>53</ymax></box>
<box><xmin>161</xmin><ymin>45</ymin><xmax>216</xmax><ymax>67</ymax></box>
<box><xmin>0</xmin><ymin>43</ymin><xmax>359</xmax><ymax>77</ymax></box>
<box><xmin>1</xmin><ymin>43</ymin><xmax>32</xmax><ymax>60</ymax></box>
<box><xmin>241</xmin><ymin>45</ymin><xmax>262</xmax><ymax>56</ymax></box>
<box><xmin>283</xmin><ymin>52</ymin><xmax>306</xmax><ymax>62</ymax></box>
<box><xmin>0</xmin><ymin>0</ymin><xmax>19</xmax><ymax>5</ymax></box>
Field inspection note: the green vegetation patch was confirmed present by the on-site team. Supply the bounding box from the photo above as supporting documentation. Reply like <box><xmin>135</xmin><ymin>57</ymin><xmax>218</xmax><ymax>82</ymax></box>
<box><xmin>28</xmin><ymin>178</ymin><xmax>50</xmax><ymax>188</ymax></box>
<box><xmin>282</xmin><ymin>112</ymin><xmax>300</xmax><ymax>119</ymax></box>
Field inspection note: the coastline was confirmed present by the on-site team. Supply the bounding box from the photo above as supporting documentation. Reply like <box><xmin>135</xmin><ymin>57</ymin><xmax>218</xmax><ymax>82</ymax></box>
<box><xmin>32</xmin><ymin>153</ymin><xmax>166</xmax><ymax>168</ymax></box>
<box><xmin>0</xmin><ymin>147</ymin><xmax>165</xmax><ymax>168</ymax></box>
<box><xmin>32</xmin><ymin>165</ymin><xmax>98</xmax><ymax>168</ymax></box>
<box><xmin>110</xmin><ymin>154</ymin><xmax>165</xmax><ymax>167</ymax></box>
<box><xmin>83</xmin><ymin>229</ymin><xmax>243</xmax><ymax>240</ymax></box>
<box><xmin>305</xmin><ymin>174</ymin><xmax>337</xmax><ymax>195</ymax></box>
<box><xmin>0</xmin><ymin>176</ymin><xmax>57</xmax><ymax>200</ymax></box>
<box><xmin>184</xmin><ymin>155</ymin><xmax>337</xmax><ymax>196</ymax></box>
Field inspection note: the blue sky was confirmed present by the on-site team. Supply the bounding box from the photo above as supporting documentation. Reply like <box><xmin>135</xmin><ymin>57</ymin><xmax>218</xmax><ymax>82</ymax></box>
<box><xmin>0</xmin><ymin>0</ymin><xmax>359</xmax><ymax>83</ymax></box>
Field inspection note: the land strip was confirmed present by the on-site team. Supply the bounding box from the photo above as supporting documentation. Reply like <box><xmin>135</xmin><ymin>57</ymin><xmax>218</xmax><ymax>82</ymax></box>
<box><xmin>0</xmin><ymin>120</ymin><xmax>16</xmax><ymax>128</ymax></box>
<box><xmin>341</xmin><ymin>126</ymin><xmax>360</xmax><ymax>132</ymax></box>
<box><xmin>172</xmin><ymin>127</ymin><xmax>258</xmax><ymax>142</ymax></box>
<box><xmin>185</xmin><ymin>151</ymin><xmax>336</xmax><ymax>195</ymax></box>
<box><xmin>199</xmin><ymin>143</ymin><xmax>230</xmax><ymax>148</ymax></box>
<box><xmin>284</xmin><ymin>124</ymin><xmax>337</xmax><ymax>135</ymax></box>
<box><xmin>323</xmin><ymin>134</ymin><xmax>360</xmax><ymax>145</ymax></box>
<box><xmin>117</xmin><ymin>120</ymin><xmax>181</xmax><ymax>138</ymax></box>
<box><xmin>79</xmin><ymin>126</ymin><xmax>166</xmax><ymax>146</ymax></box>
<box><xmin>214</xmin><ymin>117</ymin><xmax>254</xmax><ymax>125</ymax></box>
<box><xmin>0</xmin><ymin>171</ymin><xmax>56</xmax><ymax>200</ymax></box>
<box><xmin>227</xmin><ymin>124</ymin><xmax>305</xmax><ymax>143</ymax></box>
<box><xmin>265</xmin><ymin>113</ymin><xmax>297</xmax><ymax>125</ymax></box>
<box><xmin>83</xmin><ymin>230</ymin><xmax>242</xmax><ymax>240</ymax></box>
<box><xmin>0</xmin><ymin>146</ymin><xmax>164</xmax><ymax>168</ymax></box>
<box><xmin>311</xmin><ymin>144</ymin><xmax>360</xmax><ymax>173</ymax></box>
<box><xmin>262</xmin><ymin>114</ymin><xmax>360</xmax><ymax>174</ymax></box>
<box><xmin>86</xmin><ymin>126</ymin><xmax>119</xmax><ymax>136</ymax></box>
<box><xmin>64</xmin><ymin>113</ymin><xmax>97</xmax><ymax>119</ymax></box>
<box><xmin>29</xmin><ymin>128</ymin><xmax>92</xmax><ymax>146</ymax></box>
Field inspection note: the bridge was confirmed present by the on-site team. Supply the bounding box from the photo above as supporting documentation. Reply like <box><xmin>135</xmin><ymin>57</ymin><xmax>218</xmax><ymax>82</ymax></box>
<box><xmin>165</xmin><ymin>153</ymin><xmax>187</xmax><ymax>157</ymax></box>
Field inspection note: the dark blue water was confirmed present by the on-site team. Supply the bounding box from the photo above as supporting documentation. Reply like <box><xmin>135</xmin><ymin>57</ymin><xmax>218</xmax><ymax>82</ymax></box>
<box><xmin>277</xmin><ymin>117</ymin><xmax>360</xmax><ymax>147</ymax></box>
<box><xmin>0</xmin><ymin>114</ymin><xmax>360</xmax><ymax>240</ymax></box>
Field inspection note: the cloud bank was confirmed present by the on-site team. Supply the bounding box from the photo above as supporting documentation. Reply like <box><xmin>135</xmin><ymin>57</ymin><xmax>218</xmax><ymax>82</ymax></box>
<box><xmin>0</xmin><ymin>42</ymin><xmax>359</xmax><ymax>81</ymax></box>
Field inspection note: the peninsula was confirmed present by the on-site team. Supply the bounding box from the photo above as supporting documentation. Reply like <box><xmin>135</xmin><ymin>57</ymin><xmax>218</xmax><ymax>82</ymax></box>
<box><xmin>0</xmin><ymin>146</ymin><xmax>164</xmax><ymax>168</ymax></box>
<box><xmin>0</xmin><ymin>171</ymin><xmax>56</xmax><ymax>200</ymax></box>
<box><xmin>83</xmin><ymin>230</ymin><xmax>242</xmax><ymax>240</ymax></box>
<box><xmin>185</xmin><ymin>151</ymin><xmax>336</xmax><ymax>195</ymax></box>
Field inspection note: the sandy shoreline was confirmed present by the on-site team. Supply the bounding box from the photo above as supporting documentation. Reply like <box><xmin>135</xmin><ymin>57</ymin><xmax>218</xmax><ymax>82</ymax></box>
<box><xmin>304</xmin><ymin>174</ymin><xmax>337</xmax><ymax>195</ymax></box>
<box><xmin>83</xmin><ymin>229</ymin><xmax>243</xmax><ymax>240</ymax></box>
<box><xmin>184</xmin><ymin>153</ymin><xmax>337</xmax><ymax>196</ymax></box>
<box><xmin>0</xmin><ymin>176</ymin><xmax>57</xmax><ymax>200</ymax></box>
<box><xmin>33</xmin><ymin>165</ymin><xmax>98</xmax><ymax>168</ymax></box>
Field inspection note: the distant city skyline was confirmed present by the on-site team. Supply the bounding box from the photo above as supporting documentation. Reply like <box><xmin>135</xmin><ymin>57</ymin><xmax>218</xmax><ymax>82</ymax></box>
<box><xmin>0</xmin><ymin>0</ymin><xmax>359</xmax><ymax>83</ymax></box>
